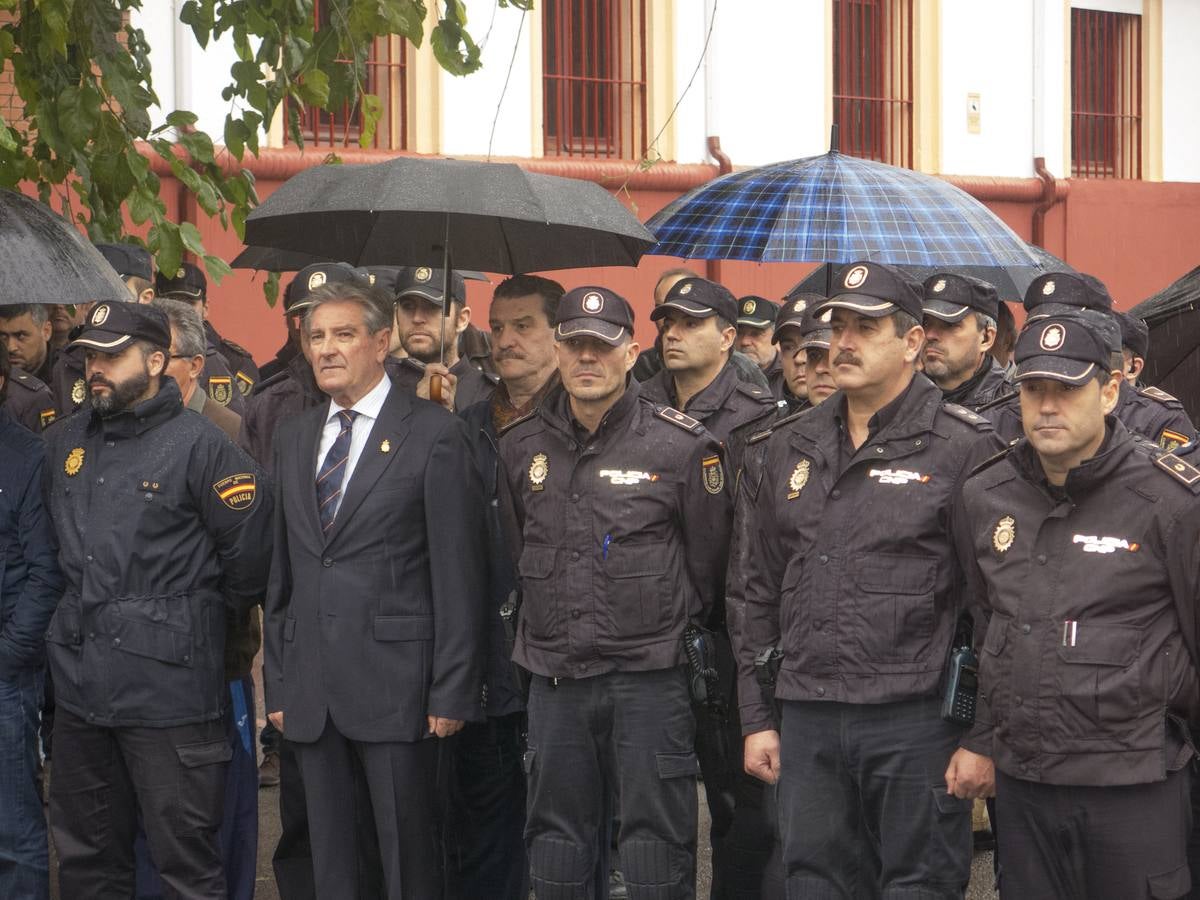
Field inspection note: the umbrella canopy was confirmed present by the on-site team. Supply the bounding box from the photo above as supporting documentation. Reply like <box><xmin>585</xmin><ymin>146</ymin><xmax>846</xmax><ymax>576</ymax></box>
<box><xmin>1129</xmin><ymin>265</ymin><xmax>1200</xmax><ymax>424</ymax></box>
<box><xmin>786</xmin><ymin>245</ymin><xmax>1074</xmax><ymax>303</ymax></box>
<box><xmin>0</xmin><ymin>189</ymin><xmax>131</xmax><ymax>306</ymax></box>
<box><xmin>646</xmin><ymin>150</ymin><xmax>1040</xmax><ymax>269</ymax></box>
<box><xmin>230</xmin><ymin>244</ymin><xmax>490</xmax><ymax>284</ymax></box>
<box><xmin>243</xmin><ymin>157</ymin><xmax>656</xmax><ymax>273</ymax></box>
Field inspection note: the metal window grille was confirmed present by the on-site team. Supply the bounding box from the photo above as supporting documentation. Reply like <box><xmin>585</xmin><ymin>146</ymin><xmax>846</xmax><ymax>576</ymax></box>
<box><xmin>1071</xmin><ymin>8</ymin><xmax>1141</xmax><ymax>180</ymax></box>
<box><xmin>832</xmin><ymin>0</ymin><xmax>913</xmax><ymax>168</ymax></box>
<box><xmin>288</xmin><ymin>1</ymin><xmax>408</xmax><ymax>150</ymax></box>
<box><xmin>542</xmin><ymin>0</ymin><xmax>648</xmax><ymax>159</ymax></box>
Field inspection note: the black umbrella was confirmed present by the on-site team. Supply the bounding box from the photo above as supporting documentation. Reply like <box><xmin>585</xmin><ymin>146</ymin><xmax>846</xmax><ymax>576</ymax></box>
<box><xmin>242</xmin><ymin>156</ymin><xmax>655</xmax><ymax>273</ymax></box>
<box><xmin>0</xmin><ymin>189</ymin><xmax>130</xmax><ymax>306</ymax></box>
<box><xmin>785</xmin><ymin>245</ymin><xmax>1074</xmax><ymax>304</ymax></box>
<box><xmin>229</xmin><ymin>245</ymin><xmax>490</xmax><ymax>285</ymax></box>
<box><xmin>1130</xmin><ymin>265</ymin><xmax>1200</xmax><ymax>424</ymax></box>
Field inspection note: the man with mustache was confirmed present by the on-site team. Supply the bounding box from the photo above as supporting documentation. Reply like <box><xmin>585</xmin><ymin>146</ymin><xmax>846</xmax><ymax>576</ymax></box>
<box><xmin>739</xmin><ymin>260</ymin><xmax>1003</xmax><ymax>899</ymax></box>
<box><xmin>920</xmin><ymin>273</ymin><xmax>1011</xmax><ymax>410</ymax></box>
<box><xmin>42</xmin><ymin>301</ymin><xmax>272</xmax><ymax>898</ymax></box>
<box><xmin>953</xmin><ymin>314</ymin><xmax>1200</xmax><ymax>899</ymax></box>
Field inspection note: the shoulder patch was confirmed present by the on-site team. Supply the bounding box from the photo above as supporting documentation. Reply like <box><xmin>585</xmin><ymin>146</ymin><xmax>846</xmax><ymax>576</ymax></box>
<box><xmin>942</xmin><ymin>403</ymin><xmax>993</xmax><ymax>431</ymax></box>
<box><xmin>212</xmin><ymin>473</ymin><xmax>257</xmax><ymax>509</ymax></box>
<box><xmin>1160</xmin><ymin>429</ymin><xmax>1190</xmax><ymax>451</ymax></box>
<box><xmin>656</xmin><ymin>406</ymin><xmax>704</xmax><ymax>434</ymax></box>
<box><xmin>235</xmin><ymin>371</ymin><xmax>255</xmax><ymax>395</ymax></box>
<box><xmin>970</xmin><ymin>445</ymin><xmax>1014</xmax><ymax>478</ymax></box>
<box><xmin>1141</xmin><ymin>386</ymin><xmax>1181</xmax><ymax>405</ymax></box>
<box><xmin>1154</xmin><ymin>452</ymin><xmax>1200</xmax><ymax>492</ymax></box>
<box><xmin>974</xmin><ymin>391</ymin><xmax>1018</xmax><ymax>413</ymax></box>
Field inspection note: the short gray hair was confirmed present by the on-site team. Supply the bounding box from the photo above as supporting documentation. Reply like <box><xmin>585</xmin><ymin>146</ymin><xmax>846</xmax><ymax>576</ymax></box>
<box><xmin>152</xmin><ymin>297</ymin><xmax>206</xmax><ymax>357</ymax></box>
<box><xmin>303</xmin><ymin>283</ymin><xmax>393</xmax><ymax>334</ymax></box>
<box><xmin>973</xmin><ymin>312</ymin><xmax>997</xmax><ymax>333</ymax></box>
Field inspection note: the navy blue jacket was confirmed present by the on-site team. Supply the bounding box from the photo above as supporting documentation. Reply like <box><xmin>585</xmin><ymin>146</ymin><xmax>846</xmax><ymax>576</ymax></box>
<box><xmin>0</xmin><ymin>408</ymin><xmax>64</xmax><ymax>678</ymax></box>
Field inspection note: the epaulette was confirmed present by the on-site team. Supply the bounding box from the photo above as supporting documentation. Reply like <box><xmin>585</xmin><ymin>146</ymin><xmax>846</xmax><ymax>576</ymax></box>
<box><xmin>496</xmin><ymin>410</ymin><xmax>537</xmax><ymax>437</ymax></box>
<box><xmin>1153</xmin><ymin>452</ymin><xmax>1200</xmax><ymax>492</ymax></box>
<box><xmin>250</xmin><ymin>369</ymin><xmax>292</xmax><ymax>396</ymax></box>
<box><xmin>655</xmin><ymin>405</ymin><xmax>705</xmax><ymax>434</ymax></box>
<box><xmin>969</xmin><ymin>444</ymin><xmax>1014</xmax><ymax>478</ymax></box>
<box><xmin>1140</xmin><ymin>386</ymin><xmax>1182</xmax><ymax>406</ymax></box>
<box><xmin>973</xmin><ymin>391</ymin><xmax>1018</xmax><ymax>413</ymax></box>
<box><xmin>222</xmin><ymin>338</ymin><xmax>254</xmax><ymax>360</ymax></box>
<box><xmin>942</xmin><ymin>403</ymin><xmax>993</xmax><ymax>431</ymax></box>
<box><xmin>9</xmin><ymin>370</ymin><xmax>48</xmax><ymax>393</ymax></box>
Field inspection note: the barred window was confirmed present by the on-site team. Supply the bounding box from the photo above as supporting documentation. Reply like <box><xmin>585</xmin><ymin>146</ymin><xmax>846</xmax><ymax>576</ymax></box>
<box><xmin>1071</xmin><ymin>7</ymin><xmax>1141</xmax><ymax>179</ymax></box>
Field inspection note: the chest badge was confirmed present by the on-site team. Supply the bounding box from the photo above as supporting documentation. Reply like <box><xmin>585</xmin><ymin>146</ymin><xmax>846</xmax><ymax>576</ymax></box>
<box><xmin>64</xmin><ymin>447</ymin><xmax>85</xmax><ymax>477</ymax></box>
<box><xmin>787</xmin><ymin>459</ymin><xmax>810</xmax><ymax>499</ymax></box>
<box><xmin>529</xmin><ymin>453</ymin><xmax>549</xmax><ymax>492</ymax></box>
<box><xmin>71</xmin><ymin>378</ymin><xmax>85</xmax><ymax>407</ymax></box>
<box><xmin>992</xmin><ymin>516</ymin><xmax>1016</xmax><ymax>554</ymax></box>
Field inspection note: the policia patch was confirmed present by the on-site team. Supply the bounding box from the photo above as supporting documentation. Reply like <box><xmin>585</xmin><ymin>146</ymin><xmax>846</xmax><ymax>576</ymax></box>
<box><xmin>212</xmin><ymin>473</ymin><xmax>257</xmax><ymax>510</ymax></box>
<box><xmin>208</xmin><ymin>376</ymin><xmax>233</xmax><ymax>406</ymax></box>
<box><xmin>702</xmin><ymin>455</ymin><xmax>725</xmax><ymax>494</ymax></box>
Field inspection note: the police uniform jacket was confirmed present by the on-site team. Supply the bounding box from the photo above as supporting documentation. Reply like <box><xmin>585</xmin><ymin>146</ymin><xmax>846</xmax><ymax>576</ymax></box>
<box><xmin>0</xmin><ymin>408</ymin><xmax>64</xmax><ymax>678</ymax></box>
<box><xmin>205</xmin><ymin>320</ymin><xmax>259</xmax><ymax>397</ymax></box>
<box><xmin>50</xmin><ymin>344</ymin><xmax>86</xmax><ymax>416</ymax></box>
<box><xmin>640</xmin><ymin>359</ymin><xmax>777</xmax><ymax>477</ymax></box>
<box><xmin>198</xmin><ymin>343</ymin><xmax>246</xmax><ymax>416</ymax></box>
<box><xmin>738</xmin><ymin>374</ymin><xmax>1002</xmax><ymax>735</ymax></box>
<box><xmin>2</xmin><ymin>366</ymin><xmax>57</xmax><ymax>432</ymax></box>
<box><xmin>956</xmin><ymin>420</ymin><xmax>1200</xmax><ymax>786</ymax></box>
<box><xmin>497</xmin><ymin>380</ymin><xmax>732</xmax><ymax>679</ymax></box>
<box><xmin>764</xmin><ymin>353</ymin><xmax>786</xmax><ymax>400</ymax></box>
<box><xmin>941</xmin><ymin>356</ymin><xmax>1011</xmax><ymax>411</ymax></box>
<box><xmin>43</xmin><ymin>378</ymin><xmax>272</xmax><ymax>727</ymax></box>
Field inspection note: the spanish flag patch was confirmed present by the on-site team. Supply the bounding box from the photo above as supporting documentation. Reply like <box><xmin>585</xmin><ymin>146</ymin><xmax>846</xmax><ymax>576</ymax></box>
<box><xmin>212</xmin><ymin>473</ymin><xmax>257</xmax><ymax>510</ymax></box>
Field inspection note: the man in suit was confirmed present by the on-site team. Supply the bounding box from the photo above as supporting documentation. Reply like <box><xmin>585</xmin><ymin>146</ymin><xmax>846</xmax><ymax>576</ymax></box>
<box><xmin>264</xmin><ymin>280</ymin><xmax>487</xmax><ymax>900</ymax></box>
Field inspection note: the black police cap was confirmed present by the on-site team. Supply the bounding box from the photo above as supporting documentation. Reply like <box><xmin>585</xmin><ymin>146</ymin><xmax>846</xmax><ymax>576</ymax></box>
<box><xmin>394</xmin><ymin>266</ymin><xmax>467</xmax><ymax>307</ymax></box>
<box><xmin>1027</xmin><ymin>303</ymin><xmax>1121</xmax><ymax>355</ymax></box>
<box><xmin>772</xmin><ymin>293</ymin><xmax>822</xmax><ymax>343</ymax></box>
<box><xmin>1024</xmin><ymin>272</ymin><xmax>1112</xmax><ymax>313</ymax></box>
<box><xmin>736</xmin><ymin>296</ymin><xmax>780</xmax><ymax>329</ymax></box>
<box><xmin>1014</xmin><ymin>315</ymin><xmax>1113</xmax><ymax>385</ymax></box>
<box><xmin>922</xmin><ymin>273</ymin><xmax>1000</xmax><ymax>323</ymax></box>
<box><xmin>555</xmin><ymin>286</ymin><xmax>635</xmax><ymax>345</ymax></box>
<box><xmin>651</xmin><ymin>277</ymin><xmax>739</xmax><ymax>325</ymax></box>
<box><xmin>156</xmin><ymin>261</ymin><xmax>207</xmax><ymax>300</ymax></box>
<box><xmin>95</xmin><ymin>243</ymin><xmax>153</xmax><ymax>283</ymax></box>
<box><xmin>285</xmin><ymin>263</ymin><xmax>371</xmax><ymax>313</ymax></box>
<box><xmin>816</xmin><ymin>261</ymin><xmax>925</xmax><ymax>322</ymax></box>
<box><xmin>1116</xmin><ymin>310</ymin><xmax>1150</xmax><ymax>359</ymax></box>
<box><xmin>69</xmin><ymin>301</ymin><xmax>171</xmax><ymax>354</ymax></box>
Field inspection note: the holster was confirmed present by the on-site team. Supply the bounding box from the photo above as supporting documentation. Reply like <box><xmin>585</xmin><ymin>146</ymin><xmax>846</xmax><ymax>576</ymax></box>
<box><xmin>499</xmin><ymin>590</ymin><xmax>531</xmax><ymax>698</ymax></box>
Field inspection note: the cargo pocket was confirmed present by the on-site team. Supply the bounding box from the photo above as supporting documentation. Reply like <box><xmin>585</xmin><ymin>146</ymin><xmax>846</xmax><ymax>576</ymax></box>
<box><xmin>1056</xmin><ymin>623</ymin><xmax>1141</xmax><ymax>740</ymax></box>
<box><xmin>850</xmin><ymin>553</ymin><xmax>938</xmax><ymax>663</ymax></box>
<box><xmin>606</xmin><ymin>540</ymin><xmax>671</xmax><ymax>634</ymax></box>
<box><xmin>173</xmin><ymin>738</ymin><xmax>232</xmax><ymax>834</ymax></box>
<box><xmin>655</xmin><ymin>751</ymin><xmax>700</xmax><ymax>780</ymax></box>
<box><xmin>517</xmin><ymin>544</ymin><xmax>559</xmax><ymax>641</ymax></box>
<box><xmin>1147</xmin><ymin>863</ymin><xmax>1190</xmax><ymax>899</ymax></box>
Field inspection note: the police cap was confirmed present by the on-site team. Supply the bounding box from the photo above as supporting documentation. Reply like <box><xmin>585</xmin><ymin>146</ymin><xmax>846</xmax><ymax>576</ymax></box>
<box><xmin>773</xmin><ymin>293</ymin><xmax>827</xmax><ymax>347</ymax></box>
<box><xmin>285</xmin><ymin>263</ymin><xmax>371</xmax><ymax>313</ymax></box>
<box><xmin>394</xmin><ymin>266</ymin><xmax>467</xmax><ymax>308</ymax></box>
<box><xmin>95</xmin><ymin>243</ymin><xmax>153</xmax><ymax>283</ymax></box>
<box><xmin>815</xmin><ymin>261</ymin><xmax>924</xmax><ymax>322</ymax></box>
<box><xmin>1014</xmin><ymin>316</ymin><xmax>1113</xmax><ymax>385</ymax></box>
<box><xmin>555</xmin><ymin>286</ymin><xmax>635</xmax><ymax>346</ymax></box>
<box><xmin>1028</xmin><ymin>303</ymin><xmax>1122</xmax><ymax>355</ymax></box>
<box><xmin>1116</xmin><ymin>310</ymin><xmax>1150</xmax><ymax>359</ymax></box>
<box><xmin>922</xmin><ymin>273</ymin><xmax>1000</xmax><ymax>323</ymax></box>
<box><xmin>736</xmin><ymin>296</ymin><xmax>780</xmax><ymax>329</ymax></box>
<box><xmin>69</xmin><ymin>301</ymin><xmax>171</xmax><ymax>354</ymax></box>
<box><xmin>1024</xmin><ymin>272</ymin><xmax>1112</xmax><ymax>313</ymax></box>
<box><xmin>156</xmin><ymin>261</ymin><xmax>207</xmax><ymax>300</ymax></box>
<box><xmin>651</xmin><ymin>277</ymin><xmax>739</xmax><ymax>325</ymax></box>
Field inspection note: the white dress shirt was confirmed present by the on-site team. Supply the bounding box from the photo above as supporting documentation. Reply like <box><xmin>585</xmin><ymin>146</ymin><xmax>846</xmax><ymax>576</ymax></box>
<box><xmin>315</xmin><ymin>373</ymin><xmax>392</xmax><ymax>518</ymax></box>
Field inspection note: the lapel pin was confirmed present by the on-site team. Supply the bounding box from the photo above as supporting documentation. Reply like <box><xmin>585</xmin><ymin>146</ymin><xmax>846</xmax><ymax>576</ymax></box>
<box><xmin>380</xmin><ymin>439</ymin><xmax>391</xmax><ymax>454</ymax></box>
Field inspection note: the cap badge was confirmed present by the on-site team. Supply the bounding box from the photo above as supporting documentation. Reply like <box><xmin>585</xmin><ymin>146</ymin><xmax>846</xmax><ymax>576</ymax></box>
<box><xmin>786</xmin><ymin>459</ymin><xmax>810</xmax><ymax>500</ymax></box>
<box><xmin>414</xmin><ymin>266</ymin><xmax>433</xmax><ymax>283</ymax></box>
<box><xmin>702</xmin><ymin>454</ymin><xmax>725</xmax><ymax>495</ymax></box>
<box><xmin>582</xmin><ymin>291</ymin><xmax>605</xmax><ymax>314</ymax></box>
<box><xmin>91</xmin><ymin>304</ymin><xmax>110</xmax><ymax>326</ymax></box>
<box><xmin>528</xmin><ymin>452</ymin><xmax>549</xmax><ymax>491</ymax></box>
<box><xmin>307</xmin><ymin>270</ymin><xmax>327</xmax><ymax>291</ymax></box>
<box><xmin>64</xmin><ymin>447</ymin><xmax>85</xmax><ymax>477</ymax></box>
<box><xmin>367</xmin><ymin>273</ymin><xmax>377</xmax><ymax>285</ymax></box>
<box><xmin>932</xmin><ymin>279</ymin><xmax>946</xmax><ymax>293</ymax></box>
<box><xmin>1042</xmin><ymin>279</ymin><xmax>1056</xmax><ymax>296</ymax></box>
<box><xmin>678</xmin><ymin>283</ymin><xmax>693</xmax><ymax>295</ymax></box>
<box><xmin>70</xmin><ymin>378</ymin><xmax>86</xmax><ymax>407</ymax></box>
<box><xmin>844</xmin><ymin>265</ymin><xmax>869</xmax><ymax>290</ymax></box>
<box><xmin>993</xmin><ymin>515</ymin><xmax>1016</xmax><ymax>554</ymax></box>
<box><xmin>743</xmin><ymin>299</ymin><xmax>757</xmax><ymax>315</ymax></box>
<box><xmin>1039</xmin><ymin>323</ymin><xmax>1065</xmax><ymax>351</ymax></box>
<box><xmin>793</xmin><ymin>298</ymin><xmax>808</xmax><ymax>313</ymax></box>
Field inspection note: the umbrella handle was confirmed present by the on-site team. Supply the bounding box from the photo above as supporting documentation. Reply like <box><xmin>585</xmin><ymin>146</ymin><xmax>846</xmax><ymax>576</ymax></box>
<box><xmin>429</xmin><ymin>372</ymin><xmax>444</xmax><ymax>405</ymax></box>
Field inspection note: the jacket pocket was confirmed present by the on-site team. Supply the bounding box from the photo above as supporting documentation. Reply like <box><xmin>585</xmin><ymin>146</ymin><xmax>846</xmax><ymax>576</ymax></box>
<box><xmin>1147</xmin><ymin>864</ymin><xmax>1190</xmax><ymax>899</ymax></box>
<box><xmin>1055</xmin><ymin>623</ymin><xmax>1142</xmax><ymax>740</ymax></box>
<box><xmin>111</xmin><ymin>614</ymin><xmax>195</xmax><ymax>667</ymax></box>
<box><xmin>977</xmin><ymin>616</ymin><xmax>1011</xmax><ymax>726</ymax></box>
<box><xmin>373</xmin><ymin>614</ymin><xmax>434</xmax><ymax>642</ymax></box>
<box><xmin>850</xmin><ymin>552</ymin><xmax>938</xmax><ymax>663</ymax></box>
<box><xmin>517</xmin><ymin>543</ymin><xmax>559</xmax><ymax>641</ymax></box>
<box><xmin>606</xmin><ymin>540</ymin><xmax>671</xmax><ymax>632</ymax></box>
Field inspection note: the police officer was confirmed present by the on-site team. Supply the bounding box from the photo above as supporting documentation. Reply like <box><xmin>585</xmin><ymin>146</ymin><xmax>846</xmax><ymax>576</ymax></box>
<box><xmin>390</xmin><ymin>265</ymin><xmax>498</xmax><ymax>412</ymax></box>
<box><xmin>735</xmin><ymin>295</ymin><xmax>785</xmax><ymax>396</ymax></box>
<box><xmin>498</xmin><ymin>286</ymin><xmax>732</xmax><ymax>900</ymax></box>
<box><xmin>0</xmin><ymin>364</ymin><xmax>56</xmax><ymax>432</ymax></box>
<box><xmin>921</xmin><ymin>273</ymin><xmax>1011</xmax><ymax>409</ymax></box>
<box><xmin>739</xmin><ymin>261</ymin><xmax>1001</xmax><ymax>899</ymax></box>
<box><xmin>953</xmin><ymin>314</ymin><xmax>1200</xmax><ymax>899</ymax></box>
<box><xmin>1117</xmin><ymin>309</ymin><xmax>1150</xmax><ymax>386</ymax></box>
<box><xmin>43</xmin><ymin>301</ymin><xmax>272</xmax><ymax>898</ymax></box>
<box><xmin>157</xmin><ymin>261</ymin><xmax>259</xmax><ymax>407</ymax></box>
<box><xmin>771</xmin><ymin>295</ymin><xmax>836</xmax><ymax>415</ymax></box>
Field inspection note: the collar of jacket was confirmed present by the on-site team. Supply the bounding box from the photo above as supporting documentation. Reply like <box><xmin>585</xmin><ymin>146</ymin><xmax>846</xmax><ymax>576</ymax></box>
<box><xmin>793</xmin><ymin>373</ymin><xmax>941</xmax><ymax>452</ymax></box>
<box><xmin>541</xmin><ymin>375</ymin><xmax>644</xmax><ymax>444</ymax></box>
<box><xmin>942</xmin><ymin>355</ymin><xmax>1005</xmax><ymax>406</ymax></box>
<box><xmin>642</xmin><ymin>359</ymin><xmax>740</xmax><ymax>420</ymax></box>
<box><xmin>90</xmin><ymin>376</ymin><xmax>183</xmax><ymax>439</ymax></box>
<box><xmin>1009</xmin><ymin>415</ymin><xmax>1136</xmax><ymax>497</ymax></box>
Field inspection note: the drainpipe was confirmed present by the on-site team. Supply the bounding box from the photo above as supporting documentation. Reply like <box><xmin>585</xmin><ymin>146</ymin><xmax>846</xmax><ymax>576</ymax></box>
<box><xmin>703</xmin><ymin>0</ymin><xmax>730</xmax><ymax>283</ymax></box>
<box><xmin>1032</xmin><ymin>156</ymin><xmax>1059</xmax><ymax>249</ymax></box>
<box><xmin>1029</xmin><ymin>0</ymin><xmax>1064</xmax><ymax>250</ymax></box>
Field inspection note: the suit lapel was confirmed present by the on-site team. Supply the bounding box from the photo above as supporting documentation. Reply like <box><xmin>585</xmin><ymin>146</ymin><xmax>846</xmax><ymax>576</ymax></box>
<box><xmin>322</xmin><ymin>386</ymin><xmax>414</xmax><ymax>547</ymax></box>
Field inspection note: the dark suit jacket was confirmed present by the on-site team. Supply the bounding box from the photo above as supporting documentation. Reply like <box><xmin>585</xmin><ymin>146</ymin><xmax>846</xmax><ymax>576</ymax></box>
<box><xmin>264</xmin><ymin>373</ymin><xmax>487</xmax><ymax>743</ymax></box>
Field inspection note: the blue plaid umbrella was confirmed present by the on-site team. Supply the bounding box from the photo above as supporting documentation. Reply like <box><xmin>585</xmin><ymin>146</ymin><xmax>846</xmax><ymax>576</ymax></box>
<box><xmin>646</xmin><ymin>151</ymin><xmax>1039</xmax><ymax>268</ymax></box>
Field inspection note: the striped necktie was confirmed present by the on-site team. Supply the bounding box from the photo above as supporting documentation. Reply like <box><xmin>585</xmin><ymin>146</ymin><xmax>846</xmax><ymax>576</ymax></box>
<box><xmin>316</xmin><ymin>409</ymin><xmax>358</xmax><ymax>532</ymax></box>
